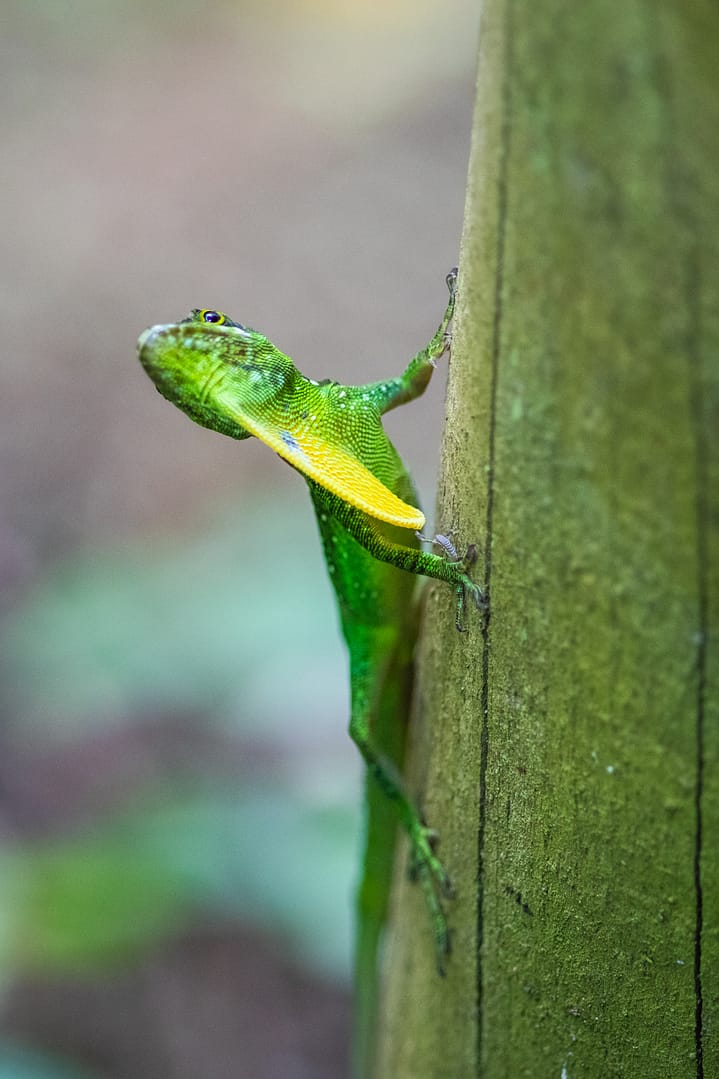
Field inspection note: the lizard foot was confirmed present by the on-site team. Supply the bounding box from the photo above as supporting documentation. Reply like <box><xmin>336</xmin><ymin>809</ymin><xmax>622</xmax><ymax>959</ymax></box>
<box><xmin>455</xmin><ymin>574</ymin><xmax>486</xmax><ymax>632</ymax></box>
<box><xmin>408</xmin><ymin>822</ymin><xmax>454</xmax><ymax>975</ymax></box>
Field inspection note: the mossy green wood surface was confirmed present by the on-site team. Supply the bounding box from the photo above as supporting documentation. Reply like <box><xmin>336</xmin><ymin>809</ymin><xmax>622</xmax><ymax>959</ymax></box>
<box><xmin>377</xmin><ymin>1</ymin><xmax>718</xmax><ymax>1076</ymax></box>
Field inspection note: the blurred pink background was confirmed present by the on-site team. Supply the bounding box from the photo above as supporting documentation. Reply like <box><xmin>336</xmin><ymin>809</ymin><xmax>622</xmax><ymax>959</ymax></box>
<box><xmin>0</xmin><ymin>2</ymin><xmax>478</xmax><ymax>1076</ymax></box>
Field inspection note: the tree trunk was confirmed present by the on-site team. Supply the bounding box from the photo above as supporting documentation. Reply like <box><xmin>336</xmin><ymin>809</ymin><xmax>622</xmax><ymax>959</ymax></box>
<box><xmin>377</xmin><ymin>1</ymin><xmax>718</xmax><ymax>1075</ymax></box>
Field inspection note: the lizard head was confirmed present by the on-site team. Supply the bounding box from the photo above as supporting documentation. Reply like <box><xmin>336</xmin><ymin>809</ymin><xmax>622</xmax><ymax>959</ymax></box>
<box><xmin>138</xmin><ymin>309</ymin><xmax>426</xmax><ymax>529</ymax></box>
<box><xmin>138</xmin><ymin>309</ymin><xmax>295</xmax><ymax>441</ymax></box>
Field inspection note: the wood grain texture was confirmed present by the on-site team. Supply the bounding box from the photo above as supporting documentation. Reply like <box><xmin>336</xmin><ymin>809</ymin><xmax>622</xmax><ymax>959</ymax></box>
<box><xmin>376</xmin><ymin>1</ymin><xmax>718</xmax><ymax>1075</ymax></box>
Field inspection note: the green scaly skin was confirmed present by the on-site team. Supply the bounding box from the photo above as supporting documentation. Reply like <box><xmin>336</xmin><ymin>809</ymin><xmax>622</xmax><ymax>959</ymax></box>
<box><xmin>138</xmin><ymin>271</ymin><xmax>483</xmax><ymax>1077</ymax></box>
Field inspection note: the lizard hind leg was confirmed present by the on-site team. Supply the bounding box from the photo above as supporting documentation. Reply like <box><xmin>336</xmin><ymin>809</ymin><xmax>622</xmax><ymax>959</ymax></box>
<box><xmin>348</xmin><ymin>639</ymin><xmax>453</xmax><ymax>977</ymax></box>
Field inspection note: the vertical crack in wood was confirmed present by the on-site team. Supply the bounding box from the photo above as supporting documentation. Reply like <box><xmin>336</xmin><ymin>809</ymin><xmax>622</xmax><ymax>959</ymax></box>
<box><xmin>476</xmin><ymin>0</ymin><xmax>514</xmax><ymax>1071</ymax></box>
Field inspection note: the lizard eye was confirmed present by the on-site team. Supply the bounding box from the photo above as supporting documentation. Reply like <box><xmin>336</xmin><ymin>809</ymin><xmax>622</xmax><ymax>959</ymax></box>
<box><xmin>201</xmin><ymin>310</ymin><xmax>225</xmax><ymax>325</ymax></box>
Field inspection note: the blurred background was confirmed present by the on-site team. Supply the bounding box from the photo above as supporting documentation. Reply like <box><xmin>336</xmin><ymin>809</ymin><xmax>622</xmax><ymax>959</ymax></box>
<box><xmin>0</xmin><ymin>1</ymin><xmax>478</xmax><ymax>1075</ymax></box>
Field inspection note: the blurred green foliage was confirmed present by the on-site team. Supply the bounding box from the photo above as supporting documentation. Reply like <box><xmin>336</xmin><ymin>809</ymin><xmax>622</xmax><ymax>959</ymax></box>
<box><xmin>2</xmin><ymin>495</ymin><xmax>345</xmax><ymax>735</ymax></box>
<box><xmin>3</xmin><ymin>789</ymin><xmax>357</xmax><ymax>979</ymax></box>
<box><xmin>1</xmin><ymin>494</ymin><xmax>360</xmax><ymax>989</ymax></box>
<box><xmin>0</xmin><ymin>1046</ymin><xmax>95</xmax><ymax>1079</ymax></box>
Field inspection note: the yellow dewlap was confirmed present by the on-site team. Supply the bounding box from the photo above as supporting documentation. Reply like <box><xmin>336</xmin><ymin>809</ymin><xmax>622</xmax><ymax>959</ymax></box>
<box><xmin>220</xmin><ymin>392</ymin><xmax>425</xmax><ymax>530</ymax></box>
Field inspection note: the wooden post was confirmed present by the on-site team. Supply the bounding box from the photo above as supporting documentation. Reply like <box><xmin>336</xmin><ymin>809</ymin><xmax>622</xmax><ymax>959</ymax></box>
<box><xmin>377</xmin><ymin>1</ymin><xmax>718</xmax><ymax>1075</ymax></box>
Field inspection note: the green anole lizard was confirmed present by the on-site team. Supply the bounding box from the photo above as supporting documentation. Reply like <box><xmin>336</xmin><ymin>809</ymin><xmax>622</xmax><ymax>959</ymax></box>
<box><xmin>138</xmin><ymin>269</ymin><xmax>482</xmax><ymax>1075</ymax></box>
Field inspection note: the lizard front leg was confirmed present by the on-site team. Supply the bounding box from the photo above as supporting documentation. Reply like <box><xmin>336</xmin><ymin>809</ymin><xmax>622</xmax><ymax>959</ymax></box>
<box><xmin>325</xmin><ymin>494</ymin><xmax>484</xmax><ymax>632</ymax></box>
